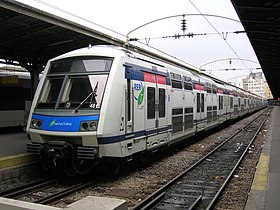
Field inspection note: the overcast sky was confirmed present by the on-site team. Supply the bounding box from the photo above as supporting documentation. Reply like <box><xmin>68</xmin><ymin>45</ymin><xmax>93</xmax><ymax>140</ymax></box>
<box><xmin>17</xmin><ymin>0</ymin><xmax>262</xmax><ymax>83</ymax></box>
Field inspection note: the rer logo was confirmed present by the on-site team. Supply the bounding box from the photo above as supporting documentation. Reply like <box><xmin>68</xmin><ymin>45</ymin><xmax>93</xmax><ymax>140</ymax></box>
<box><xmin>134</xmin><ymin>82</ymin><xmax>144</xmax><ymax>109</ymax></box>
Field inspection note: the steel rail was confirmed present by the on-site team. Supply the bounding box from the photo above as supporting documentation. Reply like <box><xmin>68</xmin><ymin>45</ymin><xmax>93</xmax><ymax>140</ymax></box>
<box><xmin>0</xmin><ymin>177</ymin><xmax>56</xmax><ymax>198</ymax></box>
<box><xmin>205</xmin><ymin>109</ymin><xmax>271</xmax><ymax>209</ymax></box>
<box><xmin>35</xmin><ymin>181</ymin><xmax>97</xmax><ymax>204</ymax></box>
<box><xmin>132</xmin><ymin>109</ymin><xmax>269</xmax><ymax>210</ymax></box>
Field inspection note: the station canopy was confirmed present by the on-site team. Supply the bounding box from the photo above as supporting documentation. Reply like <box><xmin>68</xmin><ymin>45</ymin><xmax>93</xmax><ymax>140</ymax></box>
<box><xmin>231</xmin><ymin>0</ymin><xmax>280</xmax><ymax>99</ymax></box>
<box><xmin>0</xmin><ymin>0</ymin><xmax>123</xmax><ymax>71</ymax></box>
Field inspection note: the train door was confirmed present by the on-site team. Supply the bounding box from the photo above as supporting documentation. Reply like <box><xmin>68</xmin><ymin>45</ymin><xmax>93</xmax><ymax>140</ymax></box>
<box><xmin>125</xmin><ymin>78</ymin><xmax>133</xmax><ymax>134</ymax></box>
<box><xmin>145</xmin><ymin>72</ymin><xmax>168</xmax><ymax>148</ymax></box>
<box><xmin>225</xmin><ymin>95</ymin><xmax>230</xmax><ymax>120</ymax></box>
<box><xmin>145</xmin><ymin>72</ymin><xmax>167</xmax><ymax>133</ymax></box>
<box><xmin>195</xmin><ymin>83</ymin><xmax>206</xmax><ymax>131</ymax></box>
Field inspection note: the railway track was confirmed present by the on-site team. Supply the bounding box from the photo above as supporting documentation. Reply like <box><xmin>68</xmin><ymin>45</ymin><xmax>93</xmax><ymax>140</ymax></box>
<box><xmin>0</xmin><ymin>176</ymin><xmax>97</xmax><ymax>205</ymax></box>
<box><xmin>132</xmin><ymin>109</ymin><xmax>270</xmax><ymax>210</ymax></box>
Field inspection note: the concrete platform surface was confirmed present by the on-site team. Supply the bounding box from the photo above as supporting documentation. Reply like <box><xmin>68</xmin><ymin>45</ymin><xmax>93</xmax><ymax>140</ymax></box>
<box><xmin>0</xmin><ymin>128</ymin><xmax>38</xmax><ymax>170</ymax></box>
<box><xmin>0</xmin><ymin>196</ymin><xmax>127</xmax><ymax>210</ymax></box>
<box><xmin>0</xmin><ymin>129</ymin><xmax>28</xmax><ymax>158</ymax></box>
<box><xmin>245</xmin><ymin>106</ymin><xmax>280</xmax><ymax>210</ymax></box>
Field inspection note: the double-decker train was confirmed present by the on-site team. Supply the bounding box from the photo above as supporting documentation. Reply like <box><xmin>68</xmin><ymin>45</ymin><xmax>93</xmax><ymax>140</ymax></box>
<box><xmin>26</xmin><ymin>45</ymin><xmax>267</xmax><ymax>175</ymax></box>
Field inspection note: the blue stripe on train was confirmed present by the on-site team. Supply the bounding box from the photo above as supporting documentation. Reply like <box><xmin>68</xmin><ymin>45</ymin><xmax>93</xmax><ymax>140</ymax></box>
<box><xmin>32</xmin><ymin>113</ymin><xmax>99</xmax><ymax>132</ymax></box>
<box><xmin>98</xmin><ymin>125</ymin><xmax>172</xmax><ymax>144</ymax></box>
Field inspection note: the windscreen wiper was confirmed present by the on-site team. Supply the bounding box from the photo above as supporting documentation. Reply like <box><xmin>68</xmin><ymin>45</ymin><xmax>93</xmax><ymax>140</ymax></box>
<box><xmin>74</xmin><ymin>81</ymin><xmax>99</xmax><ymax>113</ymax></box>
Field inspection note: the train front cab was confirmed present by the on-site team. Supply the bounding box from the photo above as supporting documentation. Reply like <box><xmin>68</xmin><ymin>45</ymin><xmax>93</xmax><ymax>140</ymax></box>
<box><xmin>25</xmin><ymin>51</ymin><xmax>122</xmax><ymax>174</ymax></box>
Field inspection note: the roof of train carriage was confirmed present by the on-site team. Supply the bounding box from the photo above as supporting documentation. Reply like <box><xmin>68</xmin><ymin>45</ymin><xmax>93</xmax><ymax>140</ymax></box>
<box><xmin>231</xmin><ymin>0</ymin><xmax>280</xmax><ymax>99</ymax></box>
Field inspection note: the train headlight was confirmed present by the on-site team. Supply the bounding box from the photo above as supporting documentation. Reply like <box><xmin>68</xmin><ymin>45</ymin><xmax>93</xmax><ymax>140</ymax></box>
<box><xmin>89</xmin><ymin>122</ymin><xmax>97</xmax><ymax>130</ymax></box>
<box><xmin>80</xmin><ymin>121</ymin><xmax>98</xmax><ymax>131</ymax></box>
<box><xmin>30</xmin><ymin>119</ymin><xmax>42</xmax><ymax>129</ymax></box>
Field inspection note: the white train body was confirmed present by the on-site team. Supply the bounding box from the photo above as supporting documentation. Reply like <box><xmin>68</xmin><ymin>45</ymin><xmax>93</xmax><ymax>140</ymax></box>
<box><xmin>26</xmin><ymin>45</ymin><xmax>266</xmax><ymax>173</ymax></box>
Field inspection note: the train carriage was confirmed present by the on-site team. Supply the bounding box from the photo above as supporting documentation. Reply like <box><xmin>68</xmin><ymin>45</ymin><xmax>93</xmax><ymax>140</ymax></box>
<box><xmin>26</xmin><ymin>45</ymin><xmax>266</xmax><ymax>175</ymax></box>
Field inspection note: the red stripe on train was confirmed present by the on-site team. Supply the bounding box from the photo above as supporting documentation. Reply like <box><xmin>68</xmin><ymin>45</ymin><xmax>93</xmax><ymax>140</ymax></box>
<box><xmin>144</xmin><ymin>72</ymin><xmax>166</xmax><ymax>85</ymax></box>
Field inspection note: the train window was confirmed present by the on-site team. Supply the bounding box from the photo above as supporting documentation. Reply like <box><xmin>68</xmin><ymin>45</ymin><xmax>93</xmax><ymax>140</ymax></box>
<box><xmin>64</xmin><ymin>75</ymin><xmax>107</xmax><ymax>109</ymax></box>
<box><xmin>185</xmin><ymin>107</ymin><xmax>193</xmax><ymax>114</ymax></box>
<box><xmin>49</xmin><ymin>56</ymin><xmax>113</xmax><ymax>73</ymax></box>
<box><xmin>159</xmin><ymin>88</ymin><xmax>165</xmax><ymax>118</ymax></box>
<box><xmin>147</xmin><ymin>87</ymin><xmax>155</xmax><ymax>119</ymax></box>
<box><xmin>184</xmin><ymin>82</ymin><xmax>193</xmax><ymax>90</ymax></box>
<box><xmin>38</xmin><ymin>77</ymin><xmax>64</xmax><ymax>108</ymax></box>
<box><xmin>230</xmin><ymin>97</ymin><xmax>233</xmax><ymax>109</ymax></box>
<box><xmin>171</xmin><ymin>72</ymin><xmax>181</xmax><ymax>80</ymax></box>
<box><xmin>219</xmin><ymin>96</ymin><xmax>223</xmax><ymax>110</ymax></box>
<box><xmin>207</xmin><ymin>106</ymin><xmax>213</xmax><ymax>123</ymax></box>
<box><xmin>183</xmin><ymin>76</ymin><xmax>191</xmax><ymax>82</ymax></box>
<box><xmin>238</xmin><ymin>98</ymin><xmax>241</xmax><ymax>107</ymax></box>
<box><xmin>172</xmin><ymin>108</ymin><xmax>183</xmax><ymax>115</ymax></box>
<box><xmin>171</xmin><ymin>80</ymin><xmax>182</xmax><ymax>89</ymax></box>
<box><xmin>197</xmin><ymin>93</ymin><xmax>200</xmax><ymax>113</ymax></box>
<box><xmin>184</xmin><ymin>107</ymin><xmax>193</xmax><ymax>130</ymax></box>
<box><xmin>127</xmin><ymin>79</ymin><xmax>131</xmax><ymax>121</ymax></box>
<box><xmin>201</xmin><ymin>94</ymin><xmax>204</xmax><ymax>112</ymax></box>
<box><xmin>205</xmin><ymin>82</ymin><xmax>212</xmax><ymax>93</ymax></box>
<box><xmin>172</xmin><ymin>108</ymin><xmax>183</xmax><ymax>133</ymax></box>
<box><xmin>212</xmin><ymin>88</ymin><xmax>217</xmax><ymax>94</ymax></box>
<box><xmin>38</xmin><ymin>74</ymin><xmax>108</xmax><ymax>109</ymax></box>
<box><xmin>206</xmin><ymin>87</ymin><xmax>212</xmax><ymax>93</ymax></box>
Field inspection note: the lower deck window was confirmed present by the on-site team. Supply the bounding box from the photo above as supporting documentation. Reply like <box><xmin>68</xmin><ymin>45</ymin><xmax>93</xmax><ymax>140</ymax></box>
<box><xmin>185</xmin><ymin>107</ymin><xmax>193</xmax><ymax>130</ymax></box>
<box><xmin>172</xmin><ymin>108</ymin><xmax>183</xmax><ymax>133</ymax></box>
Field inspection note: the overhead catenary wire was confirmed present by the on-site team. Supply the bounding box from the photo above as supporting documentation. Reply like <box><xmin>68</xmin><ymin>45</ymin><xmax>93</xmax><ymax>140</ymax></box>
<box><xmin>133</xmin><ymin>30</ymin><xmax>246</xmax><ymax>42</ymax></box>
<box><xmin>34</xmin><ymin>0</ymin><xmax>253</xmax><ymax>74</ymax></box>
<box><xmin>188</xmin><ymin>0</ymin><xmax>252</xmax><ymax>72</ymax></box>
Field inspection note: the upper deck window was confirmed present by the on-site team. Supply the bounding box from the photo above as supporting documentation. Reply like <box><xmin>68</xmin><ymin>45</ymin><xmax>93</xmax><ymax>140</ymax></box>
<box><xmin>170</xmin><ymin>72</ymin><xmax>182</xmax><ymax>89</ymax></box>
<box><xmin>49</xmin><ymin>56</ymin><xmax>113</xmax><ymax>73</ymax></box>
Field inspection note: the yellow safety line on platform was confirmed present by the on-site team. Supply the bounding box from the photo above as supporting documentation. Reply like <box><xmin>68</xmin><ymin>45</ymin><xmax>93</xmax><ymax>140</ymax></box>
<box><xmin>252</xmin><ymin>153</ymin><xmax>269</xmax><ymax>190</ymax></box>
<box><xmin>0</xmin><ymin>153</ymin><xmax>39</xmax><ymax>169</ymax></box>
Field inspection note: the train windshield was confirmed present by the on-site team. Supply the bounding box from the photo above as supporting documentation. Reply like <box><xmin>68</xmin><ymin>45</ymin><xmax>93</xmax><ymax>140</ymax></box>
<box><xmin>37</xmin><ymin>74</ymin><xmax>108</xmax><ymax>109</ymax></box>
<box><xmin>37</xmin><ymin>56</ymin><xmax>112</xmax><ymax>110</ymax></box>
<box><xmin>49</xmin><ymin>56</ymin><xmax>113</xmax><ymax>73</ymax></box>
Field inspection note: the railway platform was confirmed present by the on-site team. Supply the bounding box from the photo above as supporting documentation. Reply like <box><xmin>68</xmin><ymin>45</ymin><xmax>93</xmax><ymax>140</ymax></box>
<box><xmin>245</xmin><ymin>106</ymin><xmax>280</xmax><ymax>210</ymax></box>
<box><xmin>0</xmin><ymin>128</ymin><xmax>38</xmax><ymax>171</ymax></box>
